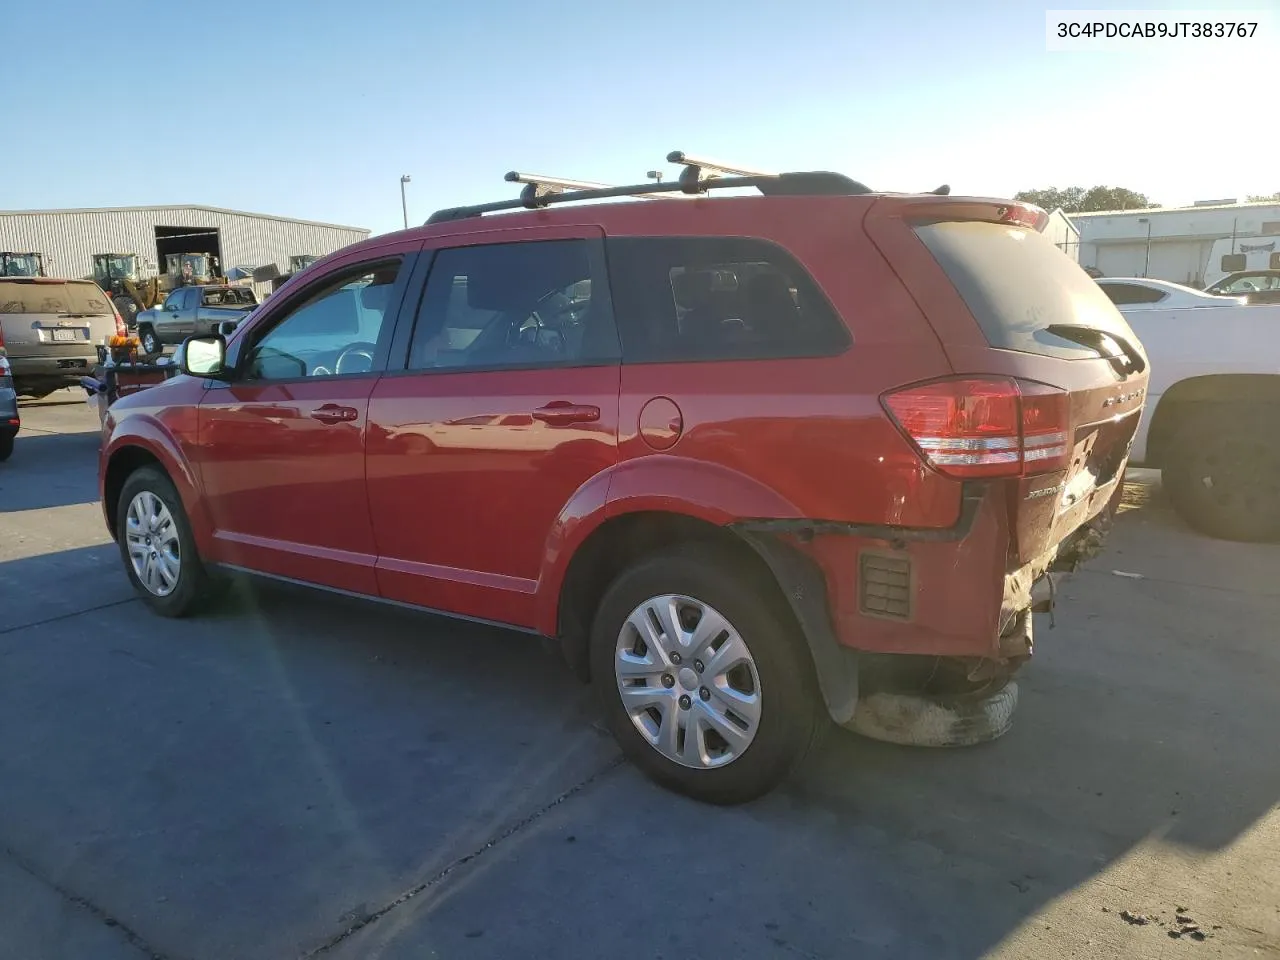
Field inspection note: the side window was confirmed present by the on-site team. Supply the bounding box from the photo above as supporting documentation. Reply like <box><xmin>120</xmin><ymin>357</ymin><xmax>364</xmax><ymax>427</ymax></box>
<box><xmin>1100</xmin><ymin>283</ymin><xmax>1165</xmax><ymax>305</ymax></box>
<box><xmin>407</xmin><ymin>240</ymin><xmax>614</xmax><ymax>371</ymax></box>
<box><xmin>241</xmin><ymin>259</ymin><xmax>403</xmax><ymax>380</ymax></box>
<box><xmin>163</xmin><ymin>290</ymin><xmax>184</xmax><ymax>311</ymax></box>
<box><xmin>1224</xmin><ymin>275</ymin><xmax>1262</xmax><ymax>293</ymax></box>
<box><xmin>605</xmin><ymin>236</ymin><xmax>849</xmax><ymax>363</ymax></box>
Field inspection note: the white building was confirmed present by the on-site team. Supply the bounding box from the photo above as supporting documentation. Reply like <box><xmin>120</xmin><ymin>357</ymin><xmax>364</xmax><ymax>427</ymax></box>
<box><xmin>1073</xmin><ymin>200</ymin><xmax>1280</xmax><ymax>287</ymax></box>
<box><xmin>1044</xmin><ymin>207</ymin><xmax>1080</xmax><ymax>262</ymax></box>
<box><xmin>0</xmin><ymin>204</ymin><xmax>370</xmax><ymax>287</ymax></box>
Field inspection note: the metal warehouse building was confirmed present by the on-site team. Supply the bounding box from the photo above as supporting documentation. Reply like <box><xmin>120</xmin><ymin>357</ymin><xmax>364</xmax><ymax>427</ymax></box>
<box><xmin>0</xmin><ymin>204</ymin><xmax>370</xmax><ymax>284</ymax></box>
<box><xmin>1074</xmin><ymin>200</ymin><xmax>1280</xmax><ymax>287</ymax></box>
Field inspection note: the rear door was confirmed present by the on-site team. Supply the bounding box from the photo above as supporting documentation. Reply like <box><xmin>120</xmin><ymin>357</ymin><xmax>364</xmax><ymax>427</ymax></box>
<box><xmin>866</xmin><ymin>199</ymin><xmax>1149</xmax><ymax>562</ymax></box>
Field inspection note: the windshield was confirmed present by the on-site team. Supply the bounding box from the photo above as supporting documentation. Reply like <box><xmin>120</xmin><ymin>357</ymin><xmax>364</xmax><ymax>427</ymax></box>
<box><xmin>94</xmin><ymin>255</ymin><xmax>138</xmax><ymax>283</ymax></box>
<box><xmin>1</xmin><ymin>254</ymin><xmax>43</xmax><ymax>277</ymax></box>
<box><xmin>167</xmin><ymin>254</ymin><xmax>211</xmax><ymax>280</ymax></box>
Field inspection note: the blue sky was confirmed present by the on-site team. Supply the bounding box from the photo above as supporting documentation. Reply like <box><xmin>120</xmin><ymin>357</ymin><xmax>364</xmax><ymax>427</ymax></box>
<box><xmin>3</xmin><ymin>0</ymin><xmax>1275</xmax><ymax>234</ymax></box>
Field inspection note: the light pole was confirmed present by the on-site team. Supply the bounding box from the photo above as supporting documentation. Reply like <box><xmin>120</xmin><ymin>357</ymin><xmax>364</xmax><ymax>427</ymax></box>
<box><xmin>400</xmin><ymin>175</ymin><xmax>412</xmax><ymax>229</ymax></box>
<box><xmin>1138</xmin><ymin>217</ymin><xmax>1152</xmax><ymax>277</ymax></box>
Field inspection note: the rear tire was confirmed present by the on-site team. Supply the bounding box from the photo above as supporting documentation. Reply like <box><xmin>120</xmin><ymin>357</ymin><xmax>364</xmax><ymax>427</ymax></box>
<box><xmin>1163</xmin><ymin>411</ymin><xmax>1280</xmax><ymax>542</ymax></box>
<box><xmin>116</xmin><ymin>465</ymin><xmax>218</xmax><ymax>617</ymax></box>
<box><xmin>0</xmin><ymin>434</ymin><xmax>13</xmax><ymax>462</ymax></box>
<box><xmin>589</xmin><ymin>543</ymin><xmax>821</xmax><ymax>805</ymax></box>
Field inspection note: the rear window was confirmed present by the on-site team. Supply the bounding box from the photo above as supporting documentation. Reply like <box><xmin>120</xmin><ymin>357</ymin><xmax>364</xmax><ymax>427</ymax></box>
<box><xmin>0</xmin><ymin>280</ymin><xmax>113</xmax><ymax>316</ymax></box>
<box><xmin>202</xmin><ymin>287</ymin><xmax>257</xmax><ymax>307</ymax></box>
<box><xmin>915</xmin><ymin>221</ymin><xmax>1139</xmax><ymax>360</ymax></box>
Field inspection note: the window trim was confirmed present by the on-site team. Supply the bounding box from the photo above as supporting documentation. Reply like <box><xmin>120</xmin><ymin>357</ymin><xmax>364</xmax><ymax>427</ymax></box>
<box><xmin>602</xmin><ymin>234</ymin><xmax>852</xmax><ymax>367</ymax></box>
<box><xmin>385</xmin><ymin>235</ymin><xmax>620</xmax><ymax>378</ymax></box>
<box><xmin>224</xmin><ymin>254</ymin><xmax>415</xmax><ymax>384</ymax></box>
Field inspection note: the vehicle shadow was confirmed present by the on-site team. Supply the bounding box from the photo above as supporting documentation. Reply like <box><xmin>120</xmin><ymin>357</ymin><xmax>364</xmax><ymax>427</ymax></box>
<box><xmin>0</xmin><ymin>429</ymin><xmax>102</xmax><ymax>511</ymax></box>
<box><xmin>2</xmin><ymin>490</ymin><xmax>1278</xmax><ymax>959</ymax></box>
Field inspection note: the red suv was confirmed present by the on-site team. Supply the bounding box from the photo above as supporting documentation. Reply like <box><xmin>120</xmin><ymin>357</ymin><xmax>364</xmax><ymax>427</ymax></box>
<box><xmin>99</xmin><ymin>158</ymin><xmax>1148</xmax><ymax>804</ymax></box>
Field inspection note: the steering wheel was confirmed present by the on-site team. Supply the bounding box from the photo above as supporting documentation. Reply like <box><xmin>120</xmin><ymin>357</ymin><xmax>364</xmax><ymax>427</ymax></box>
<box><xmin>334</xmin><ymin>341</ymin><xmax>378</xmax><ymax>376</ymax></box>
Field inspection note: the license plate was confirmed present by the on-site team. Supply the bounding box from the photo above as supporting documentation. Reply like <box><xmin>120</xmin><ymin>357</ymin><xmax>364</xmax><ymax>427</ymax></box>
<box><xmin>51</xmin><ymin>328</ymin><xmax>80</xmax><ymax>342</ymax></box>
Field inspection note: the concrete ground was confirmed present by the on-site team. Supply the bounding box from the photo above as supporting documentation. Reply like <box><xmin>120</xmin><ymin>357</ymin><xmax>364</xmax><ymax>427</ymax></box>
<box><xmin>2</xmin><ymin>390</ymin><xmax>1278</xmax><ymax>960</ymax></box>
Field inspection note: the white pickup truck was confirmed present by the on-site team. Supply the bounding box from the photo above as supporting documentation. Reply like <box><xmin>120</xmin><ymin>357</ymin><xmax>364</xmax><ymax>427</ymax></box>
<box><xmin>1096</xmin><ymin>277</ymin><xmax>1280</xmax><ymax>541</ymax></box>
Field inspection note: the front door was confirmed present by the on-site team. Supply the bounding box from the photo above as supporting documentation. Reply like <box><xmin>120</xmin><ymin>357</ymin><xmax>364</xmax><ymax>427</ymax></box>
<box><xmin>196</xmin><ymin>247</ymin><xmax>418</xmax><ymax>594</ymax></box>
<box><xmin>367</xmin><ymin>230</ymin><xmax>620</xmax><ymax>627</ymax></box>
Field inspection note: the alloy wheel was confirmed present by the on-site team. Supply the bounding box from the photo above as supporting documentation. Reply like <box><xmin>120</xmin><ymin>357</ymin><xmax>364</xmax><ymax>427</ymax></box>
<box><xmin>614</xmin><ymin>594</ymin><xmax>762</xmax><ymax>769</ymax></box>
<box><xmin>125</xmin><ymin>490</ymin><xmax>181</xmax><ymax>597</ymax></box>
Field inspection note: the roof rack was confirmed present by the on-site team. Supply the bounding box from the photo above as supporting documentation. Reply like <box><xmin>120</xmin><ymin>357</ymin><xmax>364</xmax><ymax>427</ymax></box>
<box><xmin>504</xmin><ymin>171</ymin><xmax>686</xmax><ymax>204</ymax></box>
<box><xmin>426</xmin><ymin>150</ymin><xmax>874</xmax><ymax>224</ymax></box>
<box><xmin>666</xmin><ymin>151</ymin><xmax>776</xmax><ymax>191</ymax></box>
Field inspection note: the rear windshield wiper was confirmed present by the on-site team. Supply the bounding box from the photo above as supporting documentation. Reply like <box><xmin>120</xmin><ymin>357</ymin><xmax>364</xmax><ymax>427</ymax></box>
<box><xmin>1045</xmin><ymin>323</ymin><xmax>1147</xmax><ymax>376</ymax></box>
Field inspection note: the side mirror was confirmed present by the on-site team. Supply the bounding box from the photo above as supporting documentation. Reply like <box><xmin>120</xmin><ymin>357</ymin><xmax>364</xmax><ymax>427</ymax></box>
<box><xmin>181</xmin><ymin>335</ymin><xmax>227</xmax><ymax>378</ymax></box>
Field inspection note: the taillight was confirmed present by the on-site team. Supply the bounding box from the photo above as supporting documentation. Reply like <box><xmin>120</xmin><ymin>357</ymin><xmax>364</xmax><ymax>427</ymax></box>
<box><xmin>112</xmin><ymin>303</ymin><xmax>127</xmax><ymax>337</ymax></box>
<box><xmin>882</xmin><ymin>377</ymin><xmax>1071</xmax><ymax>479</ymax></box>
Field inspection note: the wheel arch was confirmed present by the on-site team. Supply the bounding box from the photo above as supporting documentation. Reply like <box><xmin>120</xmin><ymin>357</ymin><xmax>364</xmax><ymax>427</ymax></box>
<box><xmin>102</xmin><ymin>427</ymin><xmax>209</xmax><ymax>547</ymax></box>
<box><xmin>1146</xmin><ymin>374</ymin><xmax>1280</xmax><ymax>467</ymax></box>
<box><xmin>549</xmin><ymin>506</ymin><xmax>859</xmax><ymax>725</ymax></box>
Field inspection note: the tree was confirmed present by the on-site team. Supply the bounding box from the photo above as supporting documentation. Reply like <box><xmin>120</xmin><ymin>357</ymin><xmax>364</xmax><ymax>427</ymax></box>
<box><xmin>1247</xmin><ymin>192</ymin><xmax>1280</xmax><ymax>202</ymax></box>
<box><xmin>1013</xmin><ymin>185</ymin><xmax>1156</xmax><ymax>213</ymax></box>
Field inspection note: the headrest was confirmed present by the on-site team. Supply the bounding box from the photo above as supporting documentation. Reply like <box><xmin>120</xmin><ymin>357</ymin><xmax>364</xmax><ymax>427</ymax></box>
<box><xmin>671</xmin><ymin>270</ymin><xmax>714</xmax><ymax>309</ymax></box>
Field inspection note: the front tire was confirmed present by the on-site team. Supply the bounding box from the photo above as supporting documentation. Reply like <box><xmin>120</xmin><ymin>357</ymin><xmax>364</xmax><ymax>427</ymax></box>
<box><xmin>139</xmin><ymin>325</ymin><xmax>160</xmax><ymax>356</ymax></box>
<box><xmin>116</xmin><ymin>466</ymin><xmax>217</xmax><ymax>616</ymax></box>
<box><xmin>1163</xmin><ymin>411</ymin><xmax>1280</xmax><ymax>542</ymax></box>
<box><xmin>589</xmin><ymin>544</ymin><xmax>820</xmax><ymax>805</ymax></box>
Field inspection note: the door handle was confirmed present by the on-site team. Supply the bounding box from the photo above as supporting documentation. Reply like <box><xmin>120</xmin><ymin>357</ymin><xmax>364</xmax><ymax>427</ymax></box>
<box><xmin>531</xmin><ymin>402</ymin><xmax>600</xmax><ymax>426</ymax></box>
<box><xmin>309</xmin><ymin>404</ymin><xmax>359</xmax><ymax>424</ymax></box>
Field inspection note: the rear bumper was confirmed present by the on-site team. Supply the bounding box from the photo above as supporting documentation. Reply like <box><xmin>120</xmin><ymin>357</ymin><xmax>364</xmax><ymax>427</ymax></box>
<box><xmin>736</xmin><ymin>472</ymin><xmax>1124</xmax><ymax>664</ymax></box>
<box><xmin>9</xmin><ymin>353</ymin><xmax>98</xmax><ymax>381</ymax></box>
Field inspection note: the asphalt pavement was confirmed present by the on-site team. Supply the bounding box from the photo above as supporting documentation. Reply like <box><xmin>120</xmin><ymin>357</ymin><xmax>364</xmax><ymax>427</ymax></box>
<box><xmin>2</xmin><ymin>390</ymin><xmax>1278</xmax><ymax>960</ymax></box>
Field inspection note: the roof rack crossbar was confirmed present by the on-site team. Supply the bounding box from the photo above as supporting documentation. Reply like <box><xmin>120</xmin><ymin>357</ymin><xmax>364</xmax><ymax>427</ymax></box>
<box><xmin>666</xmin><ymin>150</ymin><xmax>777</xmax><ymax>192</ymax></box>
<box><xmin>503</xmin><ymin>171</ymin><xmax>684</xmax><ymax>205</ymax></box>
<box><xmin>426</xmin><ymin>170</ymin><xmax>874</xmax><ymax>225</ymax></box>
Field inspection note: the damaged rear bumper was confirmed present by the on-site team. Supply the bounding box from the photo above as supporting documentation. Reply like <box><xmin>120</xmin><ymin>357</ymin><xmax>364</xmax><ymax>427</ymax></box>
<box><xmin>732</xmin><ymin>476</ymin><xmax>1125</xmax><ymax>723</ymax></box>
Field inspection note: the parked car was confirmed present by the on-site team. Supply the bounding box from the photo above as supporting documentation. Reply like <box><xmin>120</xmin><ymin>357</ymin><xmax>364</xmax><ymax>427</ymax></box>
<box><xmin>134</xmin><ymin>285</ymin><xmax>259</xmax><ymax>356</ymax></box>
<box><xmin>1203</xmin><ymin>268</ymin><xmax>1280</xmax><ymax>305</ymax></box>
<box><xmin>0</xmin><ymin>277</ymin><xmax>126</xmax><ymax>398</ymax></box>
<box><xmin>98</xmin><ymin>167</ymin><xmax>1147</xmax><ymax>803</ymax></box>
<box><xmin>0</xmin><ymin>353</ymin><xmax>18</xmax><ymax>461</ymax></box>
<box><xmin>1097</xmin><ymin>276</ymin><xmax>1246</xmax><ymax>310</ymax></box>
<box><xmin>1105</xmin><ymin>282</ymin><xmax>1280</xmax><ymax>539</ymax></box>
